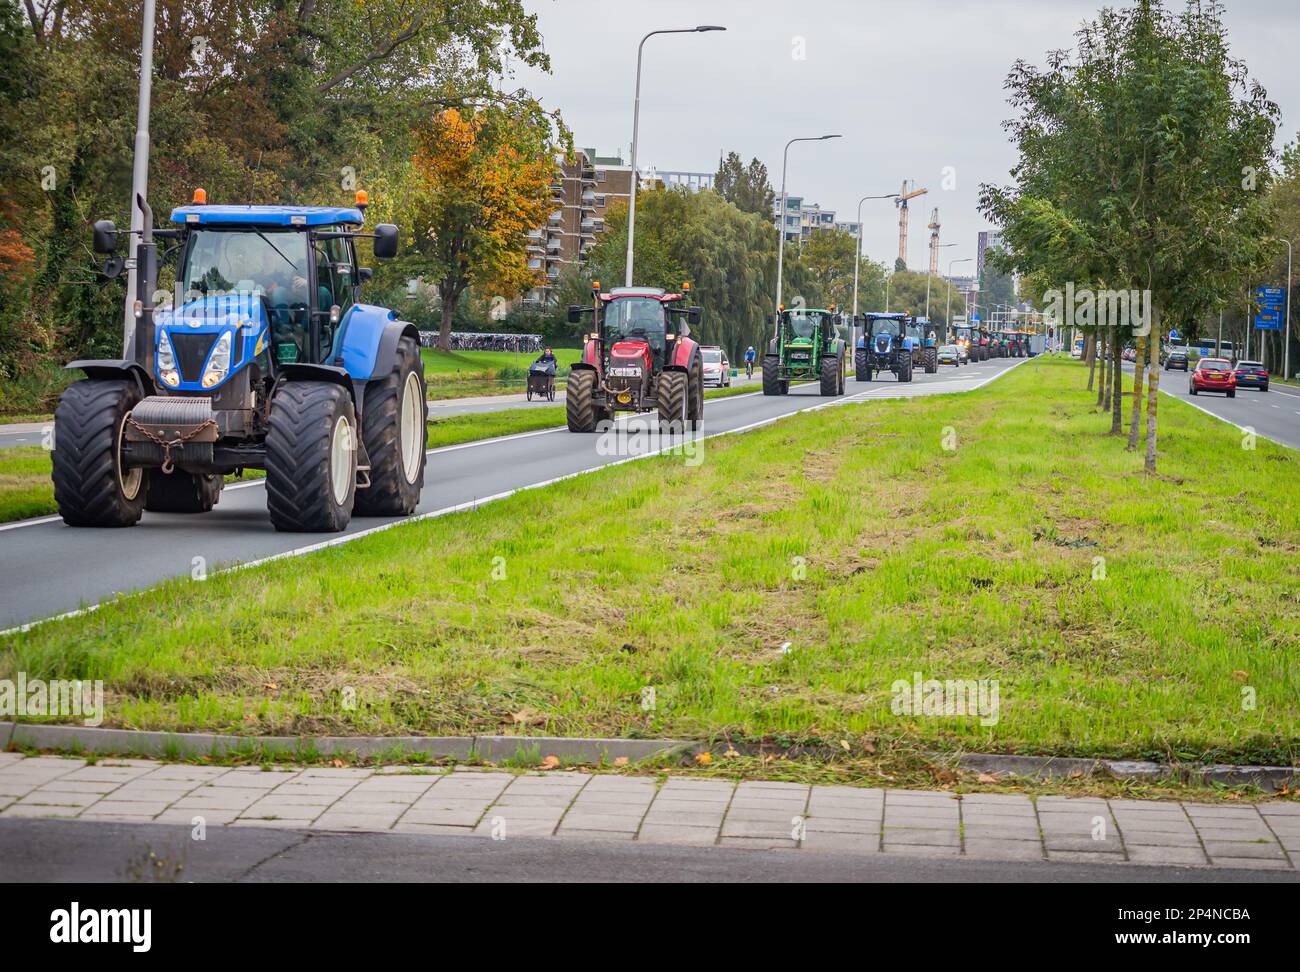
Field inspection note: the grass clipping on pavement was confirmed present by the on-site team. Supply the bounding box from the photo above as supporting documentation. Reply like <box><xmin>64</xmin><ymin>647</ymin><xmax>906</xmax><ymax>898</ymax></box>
<box><xmin>3</xmin><ymin>358</ymin><xmax>1297</xmax><ymax>765</ymax></box>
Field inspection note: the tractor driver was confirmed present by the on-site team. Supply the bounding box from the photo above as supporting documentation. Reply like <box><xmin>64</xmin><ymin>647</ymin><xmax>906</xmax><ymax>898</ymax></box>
<box><xmin>625</xmin><ymin>300</ymin><xmax>666</xmax><ymax>368</ymax></box>
<box><xmin>253</xmin><ymin>246</ymin><xmax>310</xmax><ymax>362</ymax></box>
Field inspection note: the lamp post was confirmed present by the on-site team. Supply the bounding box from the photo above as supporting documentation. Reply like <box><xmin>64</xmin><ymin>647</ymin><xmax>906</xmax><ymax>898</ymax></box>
<box><xmin>625</xmin><ymin>25</ymin><xmax>726</xmax><ymax>287</ymax></box>
<box><xmin>849</xmin><ymin>193</ymin><xmax>897</xmax><ymax>350</ymax></box>
<box><xmin>1269</xmin><ymin>238</ymin><xmax>1294</xmax><ymax>379</ymax></box>
<box><xmin>775</xmin><ymin>135</ymin><xmax>841</xmax><ymax>328</ymax></box>
<box><xmin>946</xmin><ymin>257</ymin><xmax>973</xmax><ymax>338</ymax></box>
<box><xmin>122</xmin><ymin>0</ymin><xmax>157</xmax><ymax>351</ymax></box>
<box><xmin>925</xmin><ymin>243</ymin><xmax>957</xmax><ymax>323</ymax></box>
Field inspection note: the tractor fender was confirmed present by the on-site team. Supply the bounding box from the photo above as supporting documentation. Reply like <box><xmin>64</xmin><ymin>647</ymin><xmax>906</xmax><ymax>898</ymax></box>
<box><xmin>66</xmin><ymin>359</ymin><xmax>153</xmax><ymax>397</ymax></box>
<box><xmin>327</xmin><ymin>303</ymin><xmax>413</xmax><ymax>380</ymax></box>
<box><xmin>666</xmin><ymin>337</ymin><xmax>699</xmax><ymax>373</ymax></box>
<box><xmin>581</xmin><ymin>338</ymin><xmax>600</xmax><ymax>369</ymax></box>
<box><xmin>768</xmin><ymin>338</ymin><xmax>779</xmax><ymax>355</ymax></box>
<box><xmin>370</xmin><ymin>319</ymin><xmax>421</xmax><ymax>380</ymax></box>
<box><xmin>278</xmin><ymin>362</ymin><xmax>354</xmax><ymax>400</ymax></box>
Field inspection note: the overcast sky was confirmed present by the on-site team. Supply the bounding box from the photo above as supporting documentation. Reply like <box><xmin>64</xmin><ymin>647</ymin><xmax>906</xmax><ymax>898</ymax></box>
<box><xmin>513</xmin><ymin>0</ymin><xmax>1299</xmax><ymax>274</ymax></box>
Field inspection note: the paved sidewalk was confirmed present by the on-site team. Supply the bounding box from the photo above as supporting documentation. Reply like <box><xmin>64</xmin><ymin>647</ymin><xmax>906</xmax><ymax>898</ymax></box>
<box><xmin>0</xmin><ymin>753</ymin><xmax>1295</xmax><ymax>870</ymax></box>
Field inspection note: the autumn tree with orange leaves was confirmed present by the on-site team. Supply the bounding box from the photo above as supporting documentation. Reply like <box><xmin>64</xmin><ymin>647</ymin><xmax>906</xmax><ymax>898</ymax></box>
<box><xmin>408</xmin><ymin>105</ymin><xmax>558</xmax><ymax>349</ymax></box>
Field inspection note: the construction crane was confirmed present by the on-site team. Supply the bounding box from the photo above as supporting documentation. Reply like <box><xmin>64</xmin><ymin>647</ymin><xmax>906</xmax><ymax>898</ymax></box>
<box><xmin>928</xmin><ymin>207</ymin><xmax>941</xmax><ymax>276</ymax></box>
<box><xmin>896</xmin><ymin>180</ymin><xmax>928</xmax><ymax>268</ymax></box>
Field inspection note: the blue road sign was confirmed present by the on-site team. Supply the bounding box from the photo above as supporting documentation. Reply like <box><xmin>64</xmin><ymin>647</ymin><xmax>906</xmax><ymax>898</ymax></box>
<box><xmin>1255</xmin><ymin>286</ymin><xmax>1284</xmax><ymax>331</ymax></box>
<box><xmin>1168</xmin><ymin>329</ymin><xmax>1180</xmax><ymax>341</ymax></box>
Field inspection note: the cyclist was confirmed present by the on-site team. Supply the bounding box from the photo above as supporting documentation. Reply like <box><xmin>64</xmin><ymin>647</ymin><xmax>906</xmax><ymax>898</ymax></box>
<box><xmin>744</xmin><ymin>345</ymin><xmax>757</xmax><ymax>379</ymax></box>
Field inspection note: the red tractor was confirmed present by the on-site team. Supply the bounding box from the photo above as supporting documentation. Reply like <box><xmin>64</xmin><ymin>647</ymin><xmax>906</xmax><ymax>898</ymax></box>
<box><xmin>565</xmin><ymin>283</ymin><xmax>705</xmax><ymax>432</ymax></box>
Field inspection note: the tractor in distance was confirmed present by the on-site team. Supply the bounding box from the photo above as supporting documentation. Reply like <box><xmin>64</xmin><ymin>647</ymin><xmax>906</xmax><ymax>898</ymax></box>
<box><xmin>55</xmin><ymin>188</ymin><xmax>425</xmax><ymax>533</ymax></box>
<box><xmin>762</xmin><ymin>305</ymin><xmax>847</xmax><ymax>396</ymax></box>
<box><xmin>566</xmin><ymin>282</ymin><xmax>704</xmax><ymax>431</ymax></box>
<box><xmin>855</xmin><ymin>312</ymin><xmax>920</xmax><ymax>383</ymax></box>
<box><xmin>914</xmin><ymin>316</ymin><xmax>939</xmax><ymax>374</ymax></box>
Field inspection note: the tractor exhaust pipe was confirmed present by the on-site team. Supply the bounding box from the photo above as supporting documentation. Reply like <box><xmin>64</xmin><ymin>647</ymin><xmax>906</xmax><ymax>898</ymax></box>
<box><xmin>132</xmin><ymin>192</ymin><xmax>158</xmax><ymax>373</ymax></box>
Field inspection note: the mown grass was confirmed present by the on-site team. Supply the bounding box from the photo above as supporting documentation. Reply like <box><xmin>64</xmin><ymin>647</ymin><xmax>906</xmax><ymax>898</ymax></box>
<box><xmin>0</xmin><ymin>446</ymin><xmax>57</xmax><ymax>522</ymax></box>
<box><xmin>421</xmin><ymin>347</ymin><xmax>580</xmax><ymax>400</ymax></box>
<box><xmin>3</xmin><ymin>358</ymin><xmax>1297</xmax><ymax>765</ymax></box>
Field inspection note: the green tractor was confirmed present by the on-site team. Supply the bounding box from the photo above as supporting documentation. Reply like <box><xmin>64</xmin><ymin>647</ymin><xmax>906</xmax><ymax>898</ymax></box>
<box><xmin>762</xmin><ymin>306</ymin><xmax>847</xmax><ymax>396</ymax></box>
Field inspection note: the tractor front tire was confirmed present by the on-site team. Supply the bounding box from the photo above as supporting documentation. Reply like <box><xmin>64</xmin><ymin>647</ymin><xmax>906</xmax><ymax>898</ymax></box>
<box><xmin>855</xmin><ymin>348</ymin><xmax>870</xmax><ymax>382</ymax></box>
<box><xmin>265</xmin><ymin>382</ymin><xmax>357</xmax><ymax>533</ymax></box>
<box><xmin>51</xmin><ymin>379</ymin><xmax>147</xmax><ymax>527</ymax></box>
<box><xmin>566</xmin><ymin>369</ymin><xmax>598</xmax><ymax>432</ymax></box>
<box><xmin>924</xmin><ymin>348</ymin><xmax>938</xmax><ymax>374</ymax></box>
<box><xmin>657</xmin><ymin>370</ymin><xmax>688</xmax><ymax>431</ymax></box>
<box><xmin>354</xmin><ymin>335</ymin><xmax>426</xmax><ymax>517</ymax></box>
<box><xmin>898</xmin><ymin>355</ymin><xmax>914</xmax><ymax>383</ymax></box>
<box><xmin>820</xmin><ymin>355</ymin><xmax>840</xmax><ymax>396</ymax></box>
<box><xmin>762</xmin><ymin>355</ymin><xmax>782</xmax><ymax>396</ymax></box>
<box><xmin>145</xmin><ymin>470</ymin><xmax>221</xmax><ymax>514</ymax></box>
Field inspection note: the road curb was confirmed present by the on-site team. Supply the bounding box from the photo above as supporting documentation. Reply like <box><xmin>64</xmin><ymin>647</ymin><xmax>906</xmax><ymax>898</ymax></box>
<box><xmin>0</xmin><ymin>723</ymin><xmax>690</xmax><ymax>765</ymax></box>
<box><xmin>2</xmin><ymin>722</ymin><xmax>1292</xmax><ymax>789</ymax></box>
<box><xmin>953</xmin><ymin>752</ymin><xmax>1298</xmax><ymax>791</ymax></box>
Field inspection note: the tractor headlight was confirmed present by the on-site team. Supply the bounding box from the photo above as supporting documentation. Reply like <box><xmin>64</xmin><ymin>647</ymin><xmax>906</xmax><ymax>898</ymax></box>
<box><xmin>201</xmin><ymin>331</ymin><xmax>232</xmax><ymax>388</ymax></box>
<box><xmin>157</xmin><ymin>330</ymin><xmax>180</xmax><ymax>387</ymax></box>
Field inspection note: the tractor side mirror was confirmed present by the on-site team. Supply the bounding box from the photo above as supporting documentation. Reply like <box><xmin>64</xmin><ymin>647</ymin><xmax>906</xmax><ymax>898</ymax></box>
<box><xmin>93</xmin><ymin>219</ymin><xmax>118</xmax><ymax>254</ymax></box>
<box><xmin>373</xmin><ymin>224</ymin><xmax>399</xmax><ymax>259</ymax></box>
<box><xmin>567</xmin><ymin>305</ymin><xmax>584</xmax><ymax>324</ymax></box>
<box><xmin>357</xmin><ymin>267</ymin><xmax>373</xmax><ymax>282</ymax></box>
<box><xmin>688</xmin><ymin>307</ymin><xmax>702</xmax><ymax>327</ymax></box>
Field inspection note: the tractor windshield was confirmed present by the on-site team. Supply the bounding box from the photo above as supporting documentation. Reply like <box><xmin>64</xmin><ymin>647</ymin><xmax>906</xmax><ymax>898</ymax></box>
<box><xmin>604</xmin><ymin>297</ymin><xmax>666</xmax><ymax>347</ymax></box>
<box><xmin>869</xmin><ymin>317</ymin><xmax>902</xmax><ymax>338</ymax></box>
<box><xmin>783</xmin><ymin>310</ymin><xmax>826</xmax><ymax>340</ymax></box>
<box><xmin>181</xmin><ymin>229</ymin><xmax>314</xmax><ymax>362</ymax></box>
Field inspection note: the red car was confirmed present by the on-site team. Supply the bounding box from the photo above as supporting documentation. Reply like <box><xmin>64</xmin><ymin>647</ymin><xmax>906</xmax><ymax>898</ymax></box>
<box><xmin>1189</xmin><ymin>358</ymin><xmax>1236</xmax><ymax>398</ymax></box>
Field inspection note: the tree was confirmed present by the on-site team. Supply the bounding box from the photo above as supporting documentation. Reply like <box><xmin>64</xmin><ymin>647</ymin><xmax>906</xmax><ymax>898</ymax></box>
<box><xmin>981</xmin><ymin>0</ymin><xmax>1277</xmax><ymax>471</ymax></box>
<box><xmin>403</xmin><ymin>104</ymin><xmax>556</xmax><ymax>349</ymax></box>
<box><xmin>713</xmin><ymin>150</ymin><xmax>775</xmax><ymax>217</ymax></box>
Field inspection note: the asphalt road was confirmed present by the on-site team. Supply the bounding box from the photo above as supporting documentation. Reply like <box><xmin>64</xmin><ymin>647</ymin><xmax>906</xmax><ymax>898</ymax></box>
<box><xmin>2</xmin><ymin>817</ymin><xmax>1293</xmax><ymax>883</ymax></box>
<box><xmin>1123</xmin><ymin>363</ymin><xmax>1300</xmax><ymax>450</ymax></box>
<box><xmin>0</xmin><ymin>356</ymin><xmax>1023</xmax><ymax>632</ymax></box>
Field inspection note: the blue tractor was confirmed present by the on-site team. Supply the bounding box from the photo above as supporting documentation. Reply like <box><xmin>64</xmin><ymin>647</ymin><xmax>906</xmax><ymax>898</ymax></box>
<box><xmin>52</xmin><ymin>190</ymin><xmax>426</xmax><ymax>532</ymax></box>
<box><xmin>855</xmin><ymin>312</ymin><xmax>919</xmax><ymax>383</ymax></box>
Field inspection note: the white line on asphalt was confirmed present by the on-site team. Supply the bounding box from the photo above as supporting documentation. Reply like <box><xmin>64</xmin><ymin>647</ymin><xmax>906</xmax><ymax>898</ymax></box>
<box><xmin>0</xmin><ymin>514</ymin><xmax>62</xmax><ymax>533</ymax></box>
<box><xmin>0</xmin><ymin>361</ymin><xmax>1027</xmax><ymax>637</ymax></box>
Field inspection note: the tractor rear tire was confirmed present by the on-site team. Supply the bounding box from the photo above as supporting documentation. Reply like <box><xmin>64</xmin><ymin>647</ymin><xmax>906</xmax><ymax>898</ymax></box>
<box><xmin>354</xmin><ymin>335</ymin><xmax>426</xmax><ymax>517</ymax></box>
<box><xmin>687</xmin><ymin>359</ymin><xmax>704</xmax><ymax>430</ymax></box>
<box><xmin>566</xmin><ymin>369</ymin><xmax>598</xmax><ymax>432</ymax></box>
<box><xmin>265</xmin><ymin>381</ymin><xmax>357</xmax><ymax>533</ymax></box>
<box><xmin>820</xmin><ymin>355</ymin><xmax>840</xmax><ymax>396</ymax></box>
<box><xmin>855</xmin><ymin>348</ymin><xmax>870</xmax><ymax>382</ymax></box>
<box><xmin>762</xmin><ymin>355</ymin><xmax>782</xmax><ymax>396</ymax></box>
<box><xmin>657</xmin><ymin>370</ymin><xmax>688</xmax><ymax>431</ymax></box>
<box><xmin>51</xmin><ymin>379</ymin><xmax>147</xmax><ymax>528</ymax></box>
<box><xmin>145</xmin><ymin>470</ymin><xmax>222</xmax><ymax>514</ymax></box>
<box><xmin>898</xmin><ymin>356</ymin><xmax>913</xmax><ymax>383</ymax></box>
<box><xmin>924</xmin><ymin>348</ymin><xmax>938</xmax><ymax>374</ymax></box>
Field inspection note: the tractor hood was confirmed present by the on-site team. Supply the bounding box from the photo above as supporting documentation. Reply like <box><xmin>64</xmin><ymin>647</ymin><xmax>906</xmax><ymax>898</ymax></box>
<box><xmin>153</xmin><ymin>293</ymin><xmax>268</xmax><ymax>392</ymax></box>
<box><xmin>873</xmin><ymin>332</ymin><xmax>894</xmax><ymax>354</ymax></box>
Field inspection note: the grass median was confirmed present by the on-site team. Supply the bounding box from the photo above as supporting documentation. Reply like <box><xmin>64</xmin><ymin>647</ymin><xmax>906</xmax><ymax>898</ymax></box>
<box><xmin>3</xmin><ymin>357</ymin><xmax>1296</xmax><ymax>767</ymax></box>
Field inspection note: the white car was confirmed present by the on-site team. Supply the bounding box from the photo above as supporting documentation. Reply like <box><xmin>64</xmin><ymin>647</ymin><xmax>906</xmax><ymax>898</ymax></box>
<box><xmin>701</xmin><ymin>346</ymin><xmax>731</xmax><ymax>387</ymax></box>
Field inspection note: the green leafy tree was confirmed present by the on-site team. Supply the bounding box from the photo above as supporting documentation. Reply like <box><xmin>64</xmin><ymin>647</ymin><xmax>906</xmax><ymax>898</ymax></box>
<box><xmin>981</xmin><ymin>0</ymin><xmax>1277</xmax><ymax>471</ymax></box>
<box><xmin>713</xmin><ymin>150</ymin><xmax>775</xmax><ymax>218</ymax></box>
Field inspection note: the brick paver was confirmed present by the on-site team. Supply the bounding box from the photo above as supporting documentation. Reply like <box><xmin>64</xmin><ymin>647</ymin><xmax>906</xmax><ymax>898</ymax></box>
<box><xmin>0</xmin><ymin>754</ymin><xmax>1293</xmax><ymax>870</ymax></box>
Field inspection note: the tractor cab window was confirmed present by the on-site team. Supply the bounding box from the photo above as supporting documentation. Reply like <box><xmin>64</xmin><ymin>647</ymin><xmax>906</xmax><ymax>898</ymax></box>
<box><xmin>869</xmin><ymin>317</ymin><xmax>902</xmax><ymax>338</ymax></box>
<box><xmin>783</xmin><ymin>310</ymin><xmax>824</xmax><ymax>340</ymax></box>
<box><xmin>181</xmin><ymin>229</ymin><xmax>310</xmax><ymax>365</ymax></box>
<box><xmin>604</xmin><ymin>297</ymin><xmax>666</xmax><ymax>351</ymax></box>
<box><xmin>312</xmin><ymin>235</ymin><xmax>356</xmax><ymax>360</ymax></box>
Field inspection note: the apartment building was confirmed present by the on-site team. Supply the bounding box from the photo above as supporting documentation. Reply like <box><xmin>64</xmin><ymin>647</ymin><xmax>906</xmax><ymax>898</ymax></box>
<box><xmin>773</xmin><ymin>193</ymin><xmax>860</xmax><ymax>244</ymax></box>
<box><xmin>524</xmin><ymin>148</ymin><xmax>633</xmax><ymax>306</ymax></box>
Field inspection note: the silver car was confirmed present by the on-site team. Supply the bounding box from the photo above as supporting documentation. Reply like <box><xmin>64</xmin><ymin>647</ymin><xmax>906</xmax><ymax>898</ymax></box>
<box><xmin>701</xmin><ymin>346</ymin><xmax>731</xmax><ymax>387</ymax></box>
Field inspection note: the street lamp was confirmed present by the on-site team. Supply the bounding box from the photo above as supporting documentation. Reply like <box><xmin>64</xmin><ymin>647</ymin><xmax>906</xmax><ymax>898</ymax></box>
<box><xmin>625</xmin><ymin>25</ymin><xmax>726</xmax><ymax>287</ymax></box>
<box><xmin>775</xmin><ymin>135</ymin><xmax>841</xmax><ymax>327</ymax></box>
<box><xmin>850</xmin><ymin>193</ymin><xmax>898</xmax><ymax>349</ymax></box>
<box><xmin>1269</xmin><ymin>238</ymin><xmax>1294</xmax><ymax>379</ymax></box>
<box><xmin>122</xmin><ymin>0</ymin><xmax>158</xmax><ymax>350</ymax></box>
<box><xmin>946</xmin><ymin>257</ymin><xmax>973</xmax><ymax>336</ymax></box>
<box><xmin>924</xmin><ymin>243</ymin><xmax>957</xmax><ymax>323</ymax></box>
